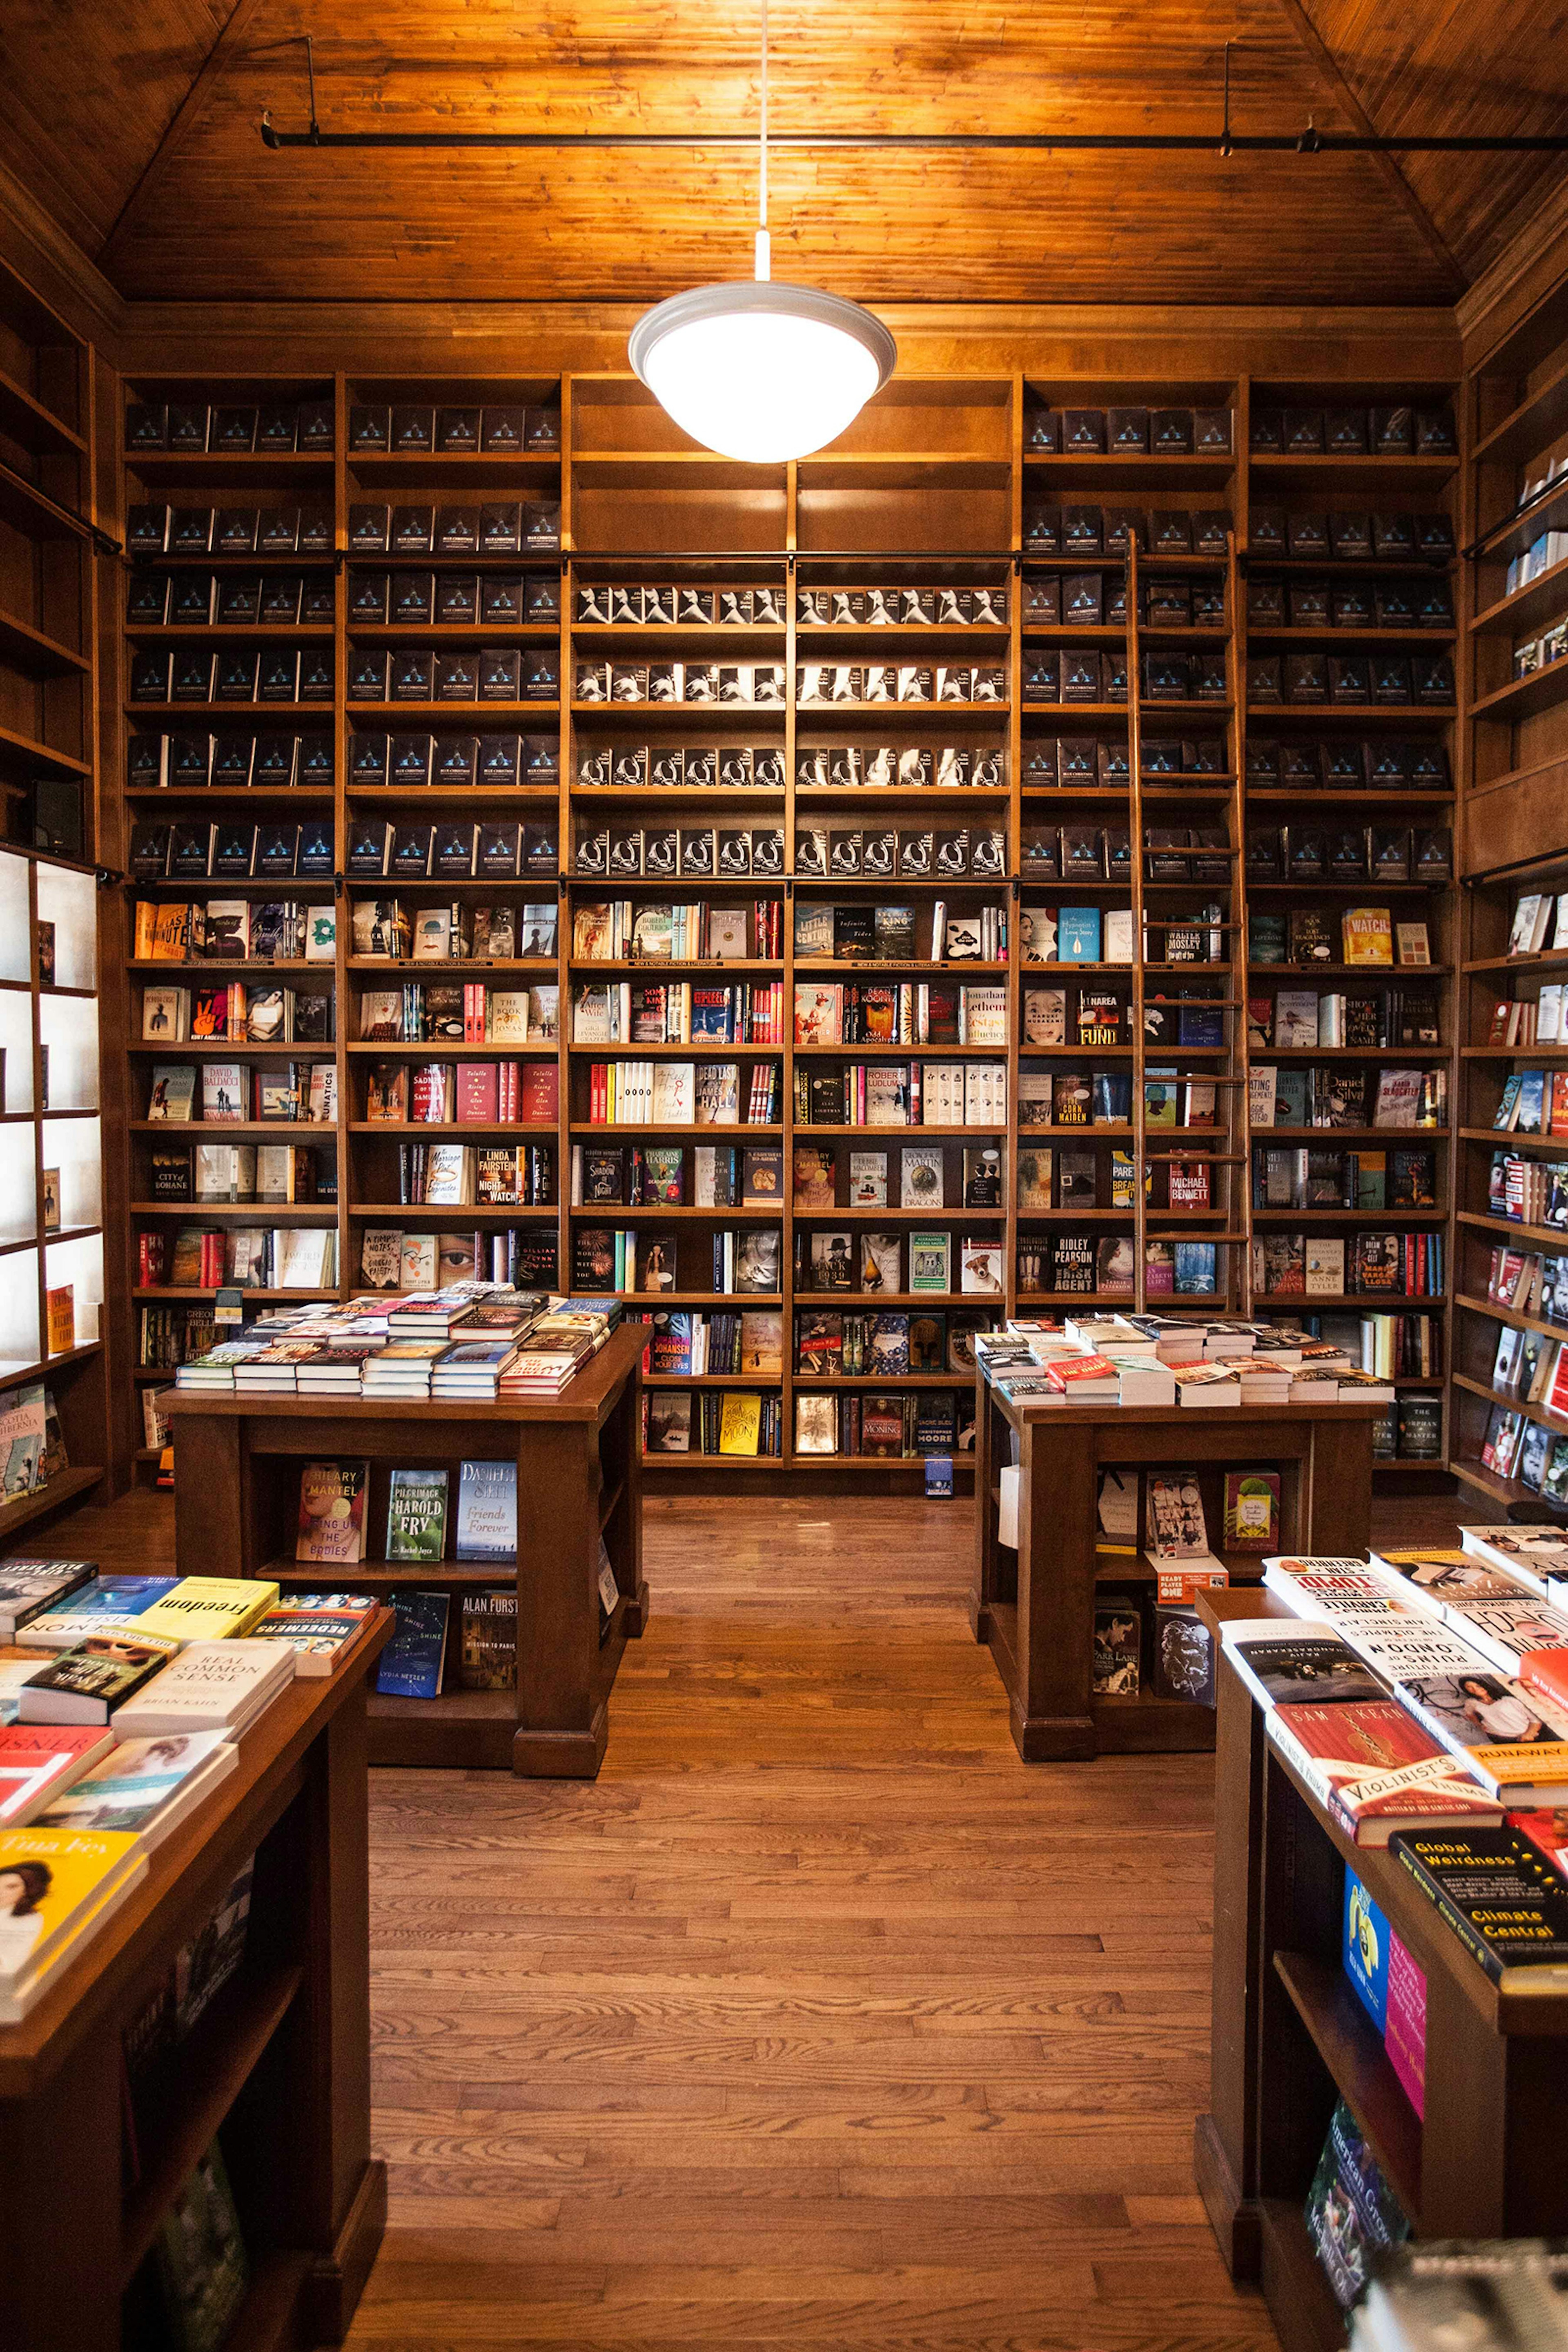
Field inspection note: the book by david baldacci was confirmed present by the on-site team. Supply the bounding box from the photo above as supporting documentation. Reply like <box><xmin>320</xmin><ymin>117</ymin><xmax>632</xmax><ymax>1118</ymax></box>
<box><xmin>295</xmin><ymin>1461</ymin><xmax>370</xmax><ymax>1563</ymax></box>
<box><xmin>384</xmin><ymin>1467</ymin><xmax>450</xmax><ymax>1562</ymax></box>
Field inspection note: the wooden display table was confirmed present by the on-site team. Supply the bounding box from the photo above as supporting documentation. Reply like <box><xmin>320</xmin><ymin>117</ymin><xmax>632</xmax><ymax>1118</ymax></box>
<box><xmin>0</xmin><ymin>1612</ymin><xmax>392</xmax><ymax>2352</ymax></box>
<box><xmin>1193</xmin><ymin>1586</ymin><xmax>1568</xmax><ymax>2352</ymax></box>
<box><xmin>166</xmin><ymin>1323</ymin><xmax>646</xmax><ymax>1777</ymax></box>
<box><xmin>971</xmin><ymin>1372</ymin><xmax>1381</xmax><ymax>1760</ymax></box>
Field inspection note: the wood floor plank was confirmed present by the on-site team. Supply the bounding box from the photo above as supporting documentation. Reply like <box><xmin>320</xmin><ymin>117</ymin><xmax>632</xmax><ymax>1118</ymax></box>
<box><xmin>42</xmin><ymin>1480</ymin><xmax>1457</xmax><ymax>2346</ymax></box>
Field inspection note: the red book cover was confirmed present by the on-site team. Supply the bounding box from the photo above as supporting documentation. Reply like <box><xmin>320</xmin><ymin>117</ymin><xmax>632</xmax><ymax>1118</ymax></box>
<box><xmin>1046</xmin><ymin>1352</ymin><xmax>1119</xmax><ymax>1391</ymax></box>
<box><xmin>1268</xmin><ymin>1699</ymin><xmax>1504</xmax><ymax>1844</ymax></box>
<box><xmin>1517</xmin><ymin>1648</ymin><xmax>1568</xmax><ymax>1713</ymax></box>
<box><xmin>455</xmin><ymin>1061</ymin><xmax>499</xmax><ymax>1123</ymax></box>
<box><xmin>0</xmin><ymin>1725</ymin><xmax>116</xmax><ymax>1825</ymax></box>
<box><xmin>521</xmin><ymin>1060</ymin><xmax>559</xmax><ymax>1123</ymax></box>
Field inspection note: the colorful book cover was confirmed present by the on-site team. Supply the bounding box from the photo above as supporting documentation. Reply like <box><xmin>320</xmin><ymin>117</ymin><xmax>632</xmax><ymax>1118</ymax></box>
<box><xmin>294</xmin><ymin>1461</ymin><xmax>370</xmax><ymax>1564</ymax></box>
<box><xmin>384</xmin><ymin>1468</ymin><xmax>450</xmax><ymax>1563</ymax></box>
<box><xmin>454</xmin><ymin>1460</ymin><xmax>517</xmax><ymax>1561</ymax></box>
<box><xmin>1384</xmin><ymin>1930</ymin><xmax>1427</xmax><ymax>2120</ymax></box>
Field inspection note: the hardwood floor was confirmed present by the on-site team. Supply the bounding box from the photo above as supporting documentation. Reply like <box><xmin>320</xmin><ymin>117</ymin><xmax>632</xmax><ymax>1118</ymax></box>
<box><xmin>40</xmin><ymin>1478</ymin><xmax>1467</xmax><ymax>2350</ymax></box>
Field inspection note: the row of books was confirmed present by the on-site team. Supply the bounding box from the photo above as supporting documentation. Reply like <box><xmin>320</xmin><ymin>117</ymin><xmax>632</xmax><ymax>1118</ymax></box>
<box><xmin>343</xmin><ymin>500</ymin><xmax>561</xmax><ymax>554</ymax></box>
<box><xmin>127</xmin><ymin>501</ymin><xmax>333</xmax><ymax>556</ymax></box>
<box><xmin>1246</xmin><ymin>575</ymin><xmax>1453</xmax><ymax>628</ymax></box>
<box><xmin>792</xmin><ymin>981</ymin><xmax>1009</xmax><ymax>1049</ymax></box>
<box><xmin>0</xmin><ymin>1381</ymin><xmax>67</xmax><ymax>1501</ymax></box>
<box><xmin>1252</xmin><ymin>1144</ymin><xmax>1437</xmax><ymax>1210</ymax></box>
<box><xmin>1027</xmin><ymin>648</ymin><xmax>1229</xmax><ymax>703</ymax></box>
<box><xmin>1030</xmin><ymin>402</ymin><xmax>1236</xmax><ymax>453</ymax></box>
<box><xmin>137</xmin><ymin>1303</ymin><xmax>219</xmax><ymax>1370</ymax></box>
<box><xmin>358</xmin><ymin>978</ymin><xmax>557</xmax><ymax>1043</ymax></box>
<box><xmin>1016</xmin><ymin>1148</ymin><xmax>1200</xmax><ymax>1212</ymax></box>
<box><xmin>1020</xmin><ymin>733</ymin><xmax>1225</xmax><ymax>784</ymax></box>
<box><xmin>794</xmin><ymin>823</ymin><xmax>1005</xmax><ymax>881</ymax></box>
<box><xmin>796</xmin><ymin>1228</ymin><xmax>1000</xmax><ymax>1296</ymax></box>
<box><xmin>359</xmin><ymin>1229</ymin><xmax>558</xmax><ymax>1292</ymax></box>
<box><xmin>148</xmin><ymin>1141</ymin><xmax>325</xmax><ymax>1206</ymax></box>
<box><xmin>147</xmin><ymin>1060</ymin><xmax>335</xmax><ymax>1124</ymax></box>
<box><xmin>577</xmin><ymin>658</ymin><xmax>785</xmax><ymax>706</ymax></box>
<box><xmin>129</xmin><ymin>570</ymin><xmax>334</xmax><ymax>626</ymax></box>
<box><xmin>1020</xmin><ymin>826</ymin><xmax>1227</xmax><ymax>886</ymax></box>
<box><xmin>632</xmin><ymin>1307</ymin><xmax>786</xmax><ymax>1377</ymax></box>
<box><xmin>130</xmin><ymin>647</ymin><xmax>333</xmax><ymax>706</ymax></box>
<box><xmin>365</xmin><ymin>1058</ymin><xmax>556</xmax><ymax>1123</ymax></box>
<box><xmin>1252</xmin><ymin>1230</ymin><xmax>1445</xmax><ymax>1299</ymax></box>
<box><xmin>1138</xmin><ymin>576</ymin><xmax>1227</xmax><ymax>625</ymax></box>
<box><xmin>1489</xmin><ymin>989</ymin><xmax>1566</xmax><ymax>1048</ymax></box>
<box><xmin>581</xmin><ymin>1060</ymin><xmax>780</xmax><ymax>1126</ymax></box>
<box><xmin>127</xmin><ymin>396</ymin><xmax>335</xmax><ymax>452</ymax></box>
<box><xmin>572</xmin><ymin>899</ymin><xmax>781</xmax><ymax>961</ymax></box>
<box><xmin>797</xmin><ymin>661</ymin><xmax>1007</xmax><ymax>706</ymax></box>
<box><xmin>1249</xmin><ymin>985</ymin><xmax>1440</xmax><ymax>1049</ymax></box>
<box><xmin>352</xmin><ymin>898</ymin><xmax>553</xmax><ymax>959</ymax></box>
<box><xmin>1487</xmin><ymin>1243</ymin><xmax>1568</xmax><ymax>1325</ymax></box>
<box><xmin>1249</xmin><ymin>907</ymin><xmax>1432</xmax><ymax>966</ymax></box>
<box><xmin>1506</xmin><ymin>889</ymin><xmax>1568</xmax><ymax>956</ymax></box>
<box><xmin>577</xmin><ymin>579</ymin><xmax>786</xmax><ymax>625</ymax></box>
<box><xmin>795</xmin><ymin>583</ymin><xmax>1007</xmax><ymax>627</ymax></box>
<box><xmin>177</xmin><ymin>1292</ymin><xmax>611</xmax><ymax>1402</ymax></box>
<box><xmin>644</xmin><ymin>1390</ymin><xmax>784</xmax><ymax>1457</ymax></box>
<box><xmin>792</xmin><ymin>1388</ymin><xmax>968</xmax><ymax>1459</ymax></box>
<box><xmin>134</xmin><ymin>887</ymin><xmax>330</xmax><ymax>968</ymax></box>
<box><xmin>1254</xmin><ymin>401</ymin><xmax>1454</xmax><ymax>454</ymax></box>
<box><xmin>977</xmin><ymin>1320</ymin><xmax>1376</xmax><ymax>1410</ymax></box>
<box><xmin>793</xmin><ymin>1308</ymin><xmax>993</xmax><ymax>1377</ymax></box>
<box><xmin>349</xmin><ymin>733</ymin><xmax>558</xmax><ymax>791</ymax></box>
<box><xmin>1020</xmin><ymin>503</ymin><xmax>1233</xmax><ymax>557</ymax></box>
<box><xmin>792</xmin><ymin>1061</ymin><xmax>1009</xmax><ymax>1128</ymax></box>
<box><xmin>140</xmin><ymin>973</ymin><xmax>331</xmax><ymax>1043</ymax></box>
<box><xmin>391</xmin><ymin>1140</ymin><xmax>555</xmax><ymax>1207</ymax></box>
<box><xmin>1488</xmin><ymin>1152</ymin><xmax>1568</xmax><ymax>1229</ymax></box>
<box><xmin>1013</xmin><ymin>1237</ymin><xmax>1218</xmax><ymax>1296</ymax></box>
<box><xmin>132</xmin><ymin>819</ymin><xmax>334</xmax><ymax>884</ymax></box>
<box><xmin>579</xmin><ymin>744</ymin><xmax>788</xmax><ymax>790</ymax></box>
<box><xmin>1479</xmin><ymin>1403</ymin><xmax>1568</xmax><ymax>1494</ymax></box>
<box><xmin>347</xmin><ymin>566</ymin><xmax>557</xmax><ymax>622</ymax></box>
<box><xmin>1250</xmin><ymin>1064</ymin><xmax>1446</xmax><ymax>1129</ymax></box>
<box><xmin>1246</xmin><ymin>737</ymin><xmax>1450</xmax><ymax>788</ymax></box>
<box><xmin>349</xmin><ymin>399</ymin><xmax>559</xmax><ymax>455</ymax></box>
<box><xmin>1246</xmin><ymin>825</ymin><xmax>1453</xmax><ymax>884</ymax></box>
<box><xmin>577</xmin><ymin>822</ymin><xmax>784</xmax><ymax>882</ymax></box>
<box><xmin>347</xmin><ymin>646</ymin><xmax>557</xmax><ymax>703</ymax></box>
<box><xmin>574</xmin><ymin>1226</ymin><xmax>781</xmax><ymax>1297</ymax></box>
<box><xmin>1246</xmin><ymin>651</ymin><xmax>1453</xmax><ymax>706</ymax></box>
<box><xmin>1243</xmin><ymin>506</ymin><xmax>1456</xmax><ymax>560</ymax></box>
<box><xmin>570</xmin><ymin>978</ymin><xmax>785</xmax><ymax>1045</ymax></box>
<box><xmin>785</xmin><ymin>901</ymin><xmax>955</xmax><ymax>964</ymax></box>
<box><xmin>1505</xmin><ymin>526</ymin><xmax>1568</xmax><ymax>599</ymax></box>
<box><xmin>346</xmin><ymin>813</ymin><xmax>560</xmax><ymax>876</ymax></box>
<box><xmin>129</xmin><ymin>731</ymin><xmax>332</xmax><ymax>793</ymax></box>
<box><xmin>137</xmin><ymin>1226</ymin><xmax>338</xmax><ymax>1291</ymax></box>
<box><xmin>1494</xmin><ymin>1069</ymin><xmax>1568</xmax><ymax>1134</ymax></box>
<box><xmin>573</xmin><ymin>1141</ymin><xmax>783</xmax><ymax>1209</ymax></box>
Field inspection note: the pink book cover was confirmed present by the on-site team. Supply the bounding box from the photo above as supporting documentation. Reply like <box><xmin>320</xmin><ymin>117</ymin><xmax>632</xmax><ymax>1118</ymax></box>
<box><xmin>456</xmin><ymin>1061</ymin><xmax>499</xmax><ymax>1123</ymax></box>
<box><xmin>1384</xmin><ymin>1929</ymin><xmax>1426</xmax><ymax>2120</ymax></box>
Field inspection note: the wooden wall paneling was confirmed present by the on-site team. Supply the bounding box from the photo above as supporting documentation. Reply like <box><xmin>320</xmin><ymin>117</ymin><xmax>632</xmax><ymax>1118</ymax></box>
<box><xmin>332</xmin><ymin>368</ymin><xmax>351</xmax><ymax>1319</ymax></box>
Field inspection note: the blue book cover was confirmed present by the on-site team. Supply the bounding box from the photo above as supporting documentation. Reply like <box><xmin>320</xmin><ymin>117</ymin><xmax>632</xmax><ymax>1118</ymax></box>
<box><xmin>1517</xmin><ymin>1069</ymin><xmax>1547</xmax><ymax>1133</ymax></box>
<box><xmin>1343</xmin><ymin>1870</ymin><xmax>1390</xmax><ymax>2030</ymax></box>
<box><xmin>1172</xmin><ymin>1242</ymin><xmax>1217</xmax><ymax>1294</ymax></box>
<box><xmin>1494</xmin><ymin>1074</ymin><xmax>1523</xmax><ymax>1129</ymax></box>
<box><xmin>454</xmin><ymin>1460</ymin><xmax>518</xmax><ymax>1561</ymax></box>
<box><xmin>924</xmin><ymin>1455</ymin><xmax>953</xmax><ymax>1498</ymax></box>
<box><xmin>375</xmin><ymin>1588</ymin><xmax>451</xmax><ymax>1697</ymax></box>
<box><xmin>33</xmin><ymin>1575</ymin><xmax>178</xmax><ymax>1630</ymax></box>
<box><xmin>1057</xmin><ymin>906</ymin><xmax>1102</xmax><ymax>962</ymax></box>
<box><xmin>1177</xmin><ymin>1003</ymin><xmax>1225</xmax><ymax>1047</ymax></box>
<box><xmin>1091</xmin><ymin>1073</ymin><xmax>1132</xmax><ymax>1121</ymax></box>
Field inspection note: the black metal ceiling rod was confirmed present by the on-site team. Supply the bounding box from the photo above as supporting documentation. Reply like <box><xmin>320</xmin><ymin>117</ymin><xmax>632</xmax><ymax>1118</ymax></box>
<box><xmin>260</xmin><ymin>120</ymin><xmax>1568</xmax><ymax>153</ymax></box>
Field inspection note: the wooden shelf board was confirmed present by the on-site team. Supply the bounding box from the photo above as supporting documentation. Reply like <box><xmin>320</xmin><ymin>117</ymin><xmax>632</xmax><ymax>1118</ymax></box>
<box><xmin>0</xmin><ymin>608</ymin><xmax>88</xmax><ymax>678</ymax></box>
<box><xmin>0</xmin><ymin>1465</ymin><xmax>101</xmax><ymax>1535</ymax></box>
<box><xmin>1472</xmin><ymin>663</ymin><xmax>1568</xmax><ymax>724</ymax></box>
<box><xmin>0</xmin><ymin>719</ymin><xmax>89</xmax><ymax>776</ymax></box>
<box><xmin>1272</xmin><ymin>1948</ymin><xmax>1422</xmax><ymax>2224</ymax></box>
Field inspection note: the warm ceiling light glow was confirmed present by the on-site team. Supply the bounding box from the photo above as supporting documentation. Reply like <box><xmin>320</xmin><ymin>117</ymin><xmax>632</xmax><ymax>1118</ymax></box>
<box><xmin>629</xmin><ymin>279</ymin><xmax>895</xmax><ymax>465</ymax></box>
<box><xmin>628</xmin><ymin>1</ymin><xmax>896</xmax><ymax>463</ymax></box>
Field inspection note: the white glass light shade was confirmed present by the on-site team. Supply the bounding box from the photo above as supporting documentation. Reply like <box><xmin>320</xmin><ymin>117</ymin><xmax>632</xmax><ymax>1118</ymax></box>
<box><xmin>629</xmin><ymin>281</ymin><xmax>896</xmax><ymax>464</ymax></box>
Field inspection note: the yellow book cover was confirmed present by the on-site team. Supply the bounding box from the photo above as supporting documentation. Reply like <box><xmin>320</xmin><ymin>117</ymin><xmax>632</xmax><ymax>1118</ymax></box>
<box><xmin>135</xmin><ymin>1577</ymin><xmax>281</xmax><ymax>1642</ymax></box>
<box><xmin>134</xmin><ymin>900</ymin><xmax>157</xmax><ymax>958</ymax></box>
<box><xmin>718</xmin><ymin>1393</ymin><xmax>762</xmax><ymax>1456</ymax></box>
<box><xmin>1340</xmin><ymin>906</ymin><xmax>1394</xmax><ymax>966</ymax></box>
<box><xmin>150</xmin><ymin>903</ymin><xmax>190</xmax><ymax>961</ymax></box>
<box><xmin>45</xmin><ymin>1286</ymin><xmax>74</xmax><ymax>1354</ymax></box>
<box><xmin>0</xmin><ymin>1825</ymin><xmax>145</xmax><ymax>1985</ymax></box>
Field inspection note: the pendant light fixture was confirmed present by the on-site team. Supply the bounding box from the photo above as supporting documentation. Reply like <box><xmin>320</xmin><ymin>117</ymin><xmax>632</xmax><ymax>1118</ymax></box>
<box><xmin>628</xmin><ymin>1</ymin><xmax>895</xmax><ymax>464</ymax></box>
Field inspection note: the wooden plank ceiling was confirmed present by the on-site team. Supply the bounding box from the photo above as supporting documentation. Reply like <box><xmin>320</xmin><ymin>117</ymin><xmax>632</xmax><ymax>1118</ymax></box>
<box><xmin>1</xmin><ymin>0</ymin><xmax>1566</xmax><ymax>306</ymax></box>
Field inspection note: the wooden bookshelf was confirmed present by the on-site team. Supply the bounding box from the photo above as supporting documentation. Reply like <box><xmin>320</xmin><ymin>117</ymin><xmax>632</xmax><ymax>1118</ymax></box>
<box><xmin>0</xmin><ymin>1614</ymin><xmax>392</xmax><ymax>2352</ymax></box>
<box><xmin>1195</xmin><ymin>1584</ymin><xmax>1568</xmax><ymax>2339</ymax></box>
<box><xmin>1451</xmin><ymin>272</ymin><xmax>1568</xmax><ymax>1506</ymax></box>
<box><xmin>108</xmin><ymin>361</ymin><xmax>1463</xmax><ymax>1488</ymax></box>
